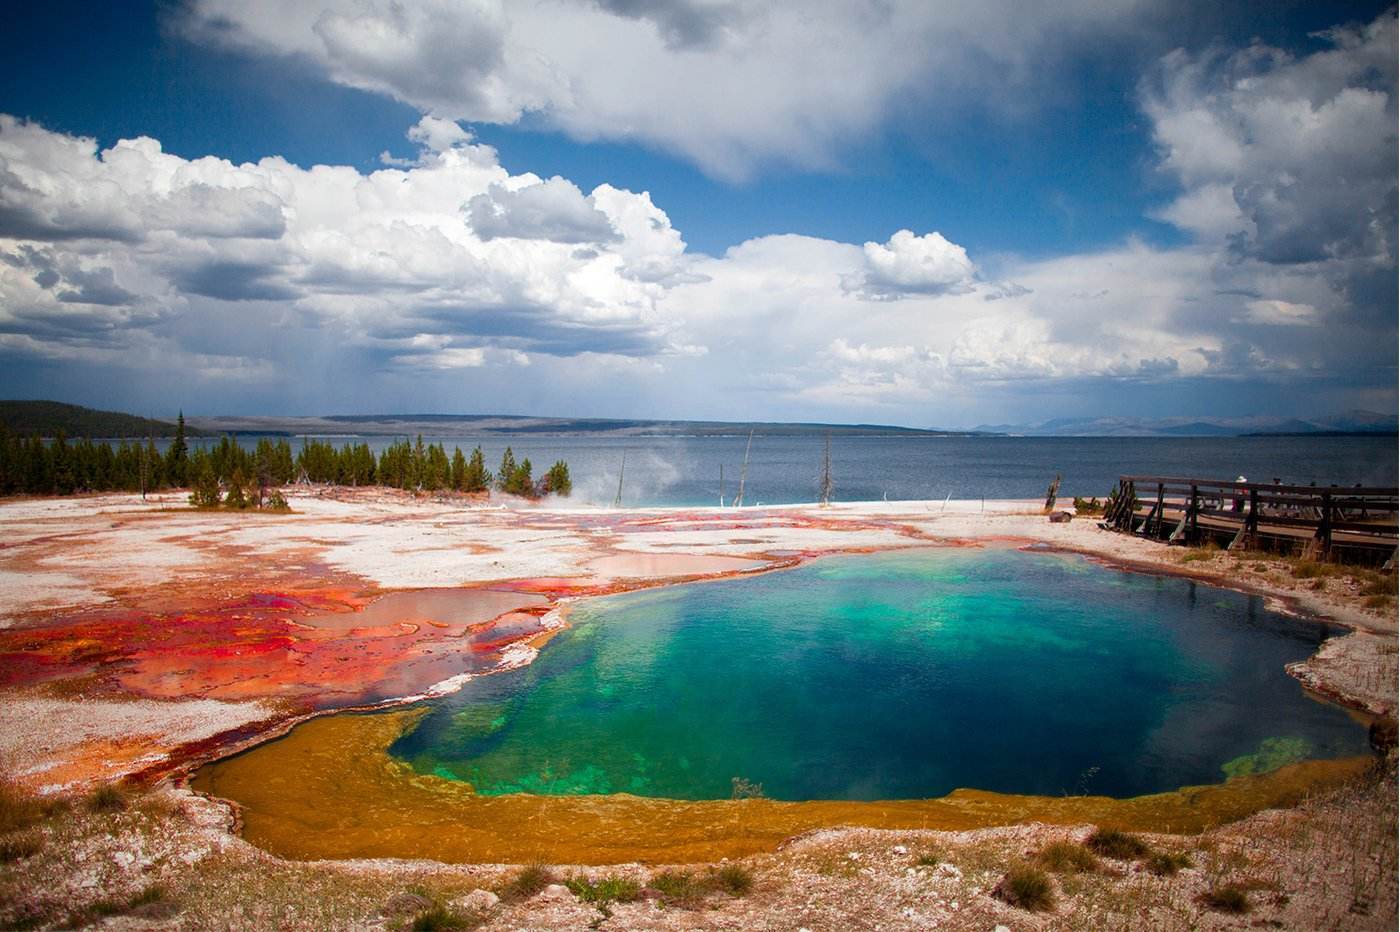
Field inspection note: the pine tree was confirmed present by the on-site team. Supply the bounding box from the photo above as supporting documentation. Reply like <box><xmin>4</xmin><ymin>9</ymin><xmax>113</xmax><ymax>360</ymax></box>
<box><xmin>497</xmin><ymin>447</ymin><xmax>517</xmax><ymax>492</ymax></box>
<box><xmin>543</xmin><ymin>460</ymin><xmax>572</xmax><ymax>496</ymax></box>
<box><xmin>225</xmin><ymin>467</ymin><xmax>249</xmax><ymax>509</ymax></box>
<box><xmin>450</xmin><ymin>447</ymin><xmax>467</xmax><ymax>491</ymax></box>
<box><xmin>166</xmin><ymin>411</ymin><xmax>189</xmax><ymax>487</ymax></box>
<box><xmin>190</xmin><ymin>463</ymin><xmax>222</xmax><ymax>508</ymax></box>
<box><xmin>506</xmin><ymin>457</ymin><xmax>534</xmax><ymax>496</ymax></box>
<box><xmin>466</xmin><ymin>446</ymin><xmax>490</xmax><ymax>493</ymax></box>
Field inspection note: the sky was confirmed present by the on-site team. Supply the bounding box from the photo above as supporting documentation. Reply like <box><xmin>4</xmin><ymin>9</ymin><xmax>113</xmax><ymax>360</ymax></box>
<box><xmin>0</xmin><ymin>1</ymin><xmax>1395</xmax><ymax>429</ymax></box>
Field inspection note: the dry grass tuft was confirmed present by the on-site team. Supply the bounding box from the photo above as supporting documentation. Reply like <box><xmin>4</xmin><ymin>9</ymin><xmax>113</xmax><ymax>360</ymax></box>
<box><xmin>1035</xmin><ymin>841</ymin><xmax>1101</xmax><ymax>874</ymax></box>
<box><xmin>993</xmin><ymin>861</ymin><xmax>1056</xmax><ymax>912</ymax></box>
<box><xmin>1086</xmin><ymin>828</ymin><xmax>1150</xmax><ymax>860</ymax></box>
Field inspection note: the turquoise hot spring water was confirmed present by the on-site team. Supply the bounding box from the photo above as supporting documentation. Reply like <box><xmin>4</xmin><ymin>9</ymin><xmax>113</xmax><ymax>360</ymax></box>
<box><xmin>389</xmin><ymin>548</ymin><xmax>1368</xmax><ymax>802</ymax></box>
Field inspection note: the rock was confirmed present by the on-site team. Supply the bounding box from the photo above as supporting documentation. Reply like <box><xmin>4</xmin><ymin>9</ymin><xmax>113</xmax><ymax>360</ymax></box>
<box><xmin>536</xmin><ymin>883</ymin><xmax>574</xmax><ymax>902</ymax></box>
<box><xmin>1048</xmin><ymin>510</ymin><xmax>1073</xmax><ymax>523</ymax></box>
<box><xmin>937</xmin><ymin>863</ymin><xmax>963</xmax><ymax>880</ymax></box>
<box><xmin>892</xmin><ymin>844</ymin><xmax>908</xmax><ymax>855</ymax></box>
<box><xmin>381</xmin><ymin>892</ymin><xmax>433</xmax><ymax>917</ymax></box>
<box><xmin>994</xmin><ymin>926</ymin><xmax>1012</xmax><ymax>932</ymax></box>
<box><xmin>453</xmin><ymin>889</ymin><xmax>500</xmax><ymax>912</ymax></box>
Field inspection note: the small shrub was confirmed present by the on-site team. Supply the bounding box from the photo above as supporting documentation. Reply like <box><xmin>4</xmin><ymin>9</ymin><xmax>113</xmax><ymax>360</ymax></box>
<box><xmin>500</xmin><ymin>862</ymin><xmax>556</xmax><ymax>901</ymax></box>
<box><xmin>648</xmin><ymin>870</ymin><xmax>705</xmax><ymax>906</ymax></box>
<box><xmin>0</xmin><ymin>781</ymin><xmax>46</xmax><ymax>834</ymax></box>
<box><xmin>730</xmin><ymin>776</ymin><xmax>764</xmax><ymax>799</ymax></box>
<box><xmin>992</xmin><ymin>862</ymin><xmax>1056</xmax><ymax>912</ymax></box>
<box><xmin>264</xmin><ymin>489</ymin><xmax>290</xmax><ymax>511</ymax></box>
<box><xmin>1144</xmin><ymin>851</ymin><xmax>1194</xmax><ymax>876</ymax></box>
<box><xmin>1180</xmin><ymin>550</ymin><xmax>1214</xmax><ymax>564</ymax></box>
<box><xmin>1086</xmin><ymin>828</ymin><xmax>1149</xmax><ymax>860</ymax></box>
<box><xmin>0</xmin><ymin>832</ymin><xmax>42</xmax><ymax>862</ymax></box>
<box><xmin>1035</xmin><ymin>841</ymin><xmax>1100</xmax><ymax>874</ymax></box>
<box><xmin>709</xmin><ymin>863</ymin><xmax>754</xmax><ymax>896</ymax></box>
<box><xmin>565</xmin><ymin>875</ymin><xmax>641</xmax><ymax>905</ymax></box>
<box><xmin>86</xmin><ymin>782</ymin><xmax>128</xmax><ymax>813</ymax></box>
<box><xmin>410</xmin><ymin>903</ymin><xmax>479</xmax><ymax>932</ymax></box>
<box><xmin>914</xmin><ymin>849</ymin><xmax>944</xmax><ymax>867</ymax></box>
<box><xmin>1200</xmin><ymin>884</ymin><xmax>1251</xmax><ymax>913</ymax></box>
<box><xmin>1360</xmin><ymin>574</ymin><xmax>1396</xmax><ymax>596</ymax></box>
<box><xmin>1073</xmin><ymin>496</ymin><xmax>1105</xmax><ymax>516</ymax></box>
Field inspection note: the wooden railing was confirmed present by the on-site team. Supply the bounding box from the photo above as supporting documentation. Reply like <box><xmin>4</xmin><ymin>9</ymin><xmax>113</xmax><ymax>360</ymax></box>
<box><xmin>1104</xmin><ymin>475</ymin><xmax>1398</xmax><ymax>565</ymax></box>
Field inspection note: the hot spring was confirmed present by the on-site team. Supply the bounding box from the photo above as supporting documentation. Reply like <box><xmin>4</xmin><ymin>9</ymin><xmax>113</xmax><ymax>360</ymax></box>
<box><xmin>194</xmin><ymin>547</ymin><xmax>1371</xmax><ymax>863</ymax></box>
<box><xmin>392</xmin><ymin>548</ymin><xmax>1365</xmax><ymax>800</ymax></box>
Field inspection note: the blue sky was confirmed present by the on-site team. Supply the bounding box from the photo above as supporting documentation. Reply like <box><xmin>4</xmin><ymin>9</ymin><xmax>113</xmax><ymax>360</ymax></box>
<box><xmin>0</xmin><ymin>1</ymin><xmax>1395</xmax><ymax>427</ymax></box>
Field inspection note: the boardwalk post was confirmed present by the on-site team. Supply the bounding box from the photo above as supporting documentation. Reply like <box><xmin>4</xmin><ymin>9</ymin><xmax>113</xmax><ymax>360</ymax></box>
<box><xmin>1318</xmin><ymin>490</ymin><xmax>1333</xmax><ymax>560</ymax></box>
<box><xmin>1189</xmin><ymin>484</ymin><xmax>1199</xmax><ymax>542</ymax></box>
<box><xmin>1152</xmin><ymin>483</ymin><xmax>1165</xmax><ymax>537</ymax></box>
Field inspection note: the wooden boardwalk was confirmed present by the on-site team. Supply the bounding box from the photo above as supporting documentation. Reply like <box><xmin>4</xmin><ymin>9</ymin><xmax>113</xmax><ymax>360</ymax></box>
<box><xmin>1103</xmin><ymin>475</ymin><xmax>1398</xmax><ymax>567</ymax></box>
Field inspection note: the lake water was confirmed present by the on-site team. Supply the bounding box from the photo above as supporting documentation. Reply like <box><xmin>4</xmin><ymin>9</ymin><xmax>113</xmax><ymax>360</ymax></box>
<box><xmin>389</xmin><ymin>548</ymin><xmax>1367</xmax><ymax>801</ymax></box>
<box><xmin>175</xmin><ymin>432</ymin><xmax>1397</xmax><ymax>507</ymax></box>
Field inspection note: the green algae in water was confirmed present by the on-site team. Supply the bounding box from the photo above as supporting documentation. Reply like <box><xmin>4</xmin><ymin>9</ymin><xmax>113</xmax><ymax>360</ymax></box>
<box><xmin>392</xmin><ymin>549</ymin><xmax>1368</xmax><ymax>801</ymax></box>
<box><xmin>1221</xmin><ymin>736</ymin><xmax>1315</xmax><ymax>778</ymax></box>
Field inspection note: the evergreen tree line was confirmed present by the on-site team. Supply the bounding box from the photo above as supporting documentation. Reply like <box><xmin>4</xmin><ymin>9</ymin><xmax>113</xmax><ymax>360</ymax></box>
<box><xmin>0</xmin><ymin>416</ymin><xmax>571</xmax><ymax>500</ymax></box>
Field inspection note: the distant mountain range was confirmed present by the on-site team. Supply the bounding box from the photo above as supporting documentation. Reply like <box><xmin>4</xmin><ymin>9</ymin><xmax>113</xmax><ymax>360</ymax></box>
<box><xmin>0</xmin><ymin>400</ymin><xmax>209</xmax><ymax>438</ymax></box>
<box><xmin>186</xmin><ymin>413</ymin><xmax>979</xmax><ymax>438</ymax></box>
<box><xmin>973</xmin><ymin>411</ymin><xmax>1398</xmax><ymax>437</ymax></box>
<box><xmin>8</xmin><ymin>400</ymin><xmax>1394</xmax><ymax>440</ymax></box>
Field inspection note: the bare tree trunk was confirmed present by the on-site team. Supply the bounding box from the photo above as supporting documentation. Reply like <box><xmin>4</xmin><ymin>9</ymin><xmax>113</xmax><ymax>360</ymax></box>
<box><xmin>612</xmin><ymin>452</ymin><xmax>626</xmax><ymax>508</ymax></box>
<box><xmin>734</xmin><ymin>430</ymin><xmax>753</xmax><ymax>507</ymax></box>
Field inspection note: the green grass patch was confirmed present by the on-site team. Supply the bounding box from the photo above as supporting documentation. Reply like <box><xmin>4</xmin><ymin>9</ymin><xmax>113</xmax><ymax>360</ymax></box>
<box><xmin>647</xmin><ymin>870</ymin><xmax>706</xmax><ymax>907</ymax></box>
<box><xmin>1086</xmin><ymin>828</ymin><xmax>1150</xmax><ymax>860</ymax></box>
<box><xmin>1034</xmin><ymin>841</ymin><xmax>1100</xmax><ymax>874</ymax></box>
<box><xmin>914</xmin><ymin>849</ymin><xmax>944</xmax><ymax>867</ymax></box>
<box><xmin>564</xmin><ymin>875</ymin><xmax>642</xmax><ymax>905</ymax></box>
<box><xmin>709</xmin><ymin>863</ymin><xmax>754</xmax><ymax>896</ymax></box>
<box><xmin>643</xmin><ymin>864</ymin><xmax>753</xmax><ymax>908</ymax></box>
<box><xmin>992</xmin><ymin>862</ymin><xmax>1056</xmax><ymax>912</ymax></box>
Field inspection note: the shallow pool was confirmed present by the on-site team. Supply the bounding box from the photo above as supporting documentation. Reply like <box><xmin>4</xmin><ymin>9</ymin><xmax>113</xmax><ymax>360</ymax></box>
<box><xmin>390</xmin><ymin>547</ymin><xmax>1367</xmax><ymax>801</ymax></box>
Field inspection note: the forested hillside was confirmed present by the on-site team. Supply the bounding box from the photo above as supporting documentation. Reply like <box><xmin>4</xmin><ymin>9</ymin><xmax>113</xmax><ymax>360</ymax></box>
<box><xmin>0</xmin><ymin>401</ymin><xmax>205</xmax><ymax>438</ymax></box>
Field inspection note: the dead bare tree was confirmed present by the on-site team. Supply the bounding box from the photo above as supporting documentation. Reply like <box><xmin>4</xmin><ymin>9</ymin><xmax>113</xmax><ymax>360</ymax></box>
<box><xmin>733</xmin><ymin>430</ymin><xmax>753</xmax><ymax>507</ymax></box>
<box><xmin>612</xmin><ymin>451</ymin><xmax>626</xmax><ymax>509</ymax></box>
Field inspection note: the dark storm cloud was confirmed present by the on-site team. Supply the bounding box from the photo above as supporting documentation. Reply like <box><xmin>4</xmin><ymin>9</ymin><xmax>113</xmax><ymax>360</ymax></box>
<box><xmin>592</xmin><ymin>0</ymin><xmax>744</xmax><ymax>49</ymax></box>
<box><xmin>170</xmin><ymin>261</ymin><xmax>301</xmax><ymax>302</ymax></box>
<box><xmin>381</xmin><ymin>302</ymin><xmax>667</xmax><ymax>358</ymax></box>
